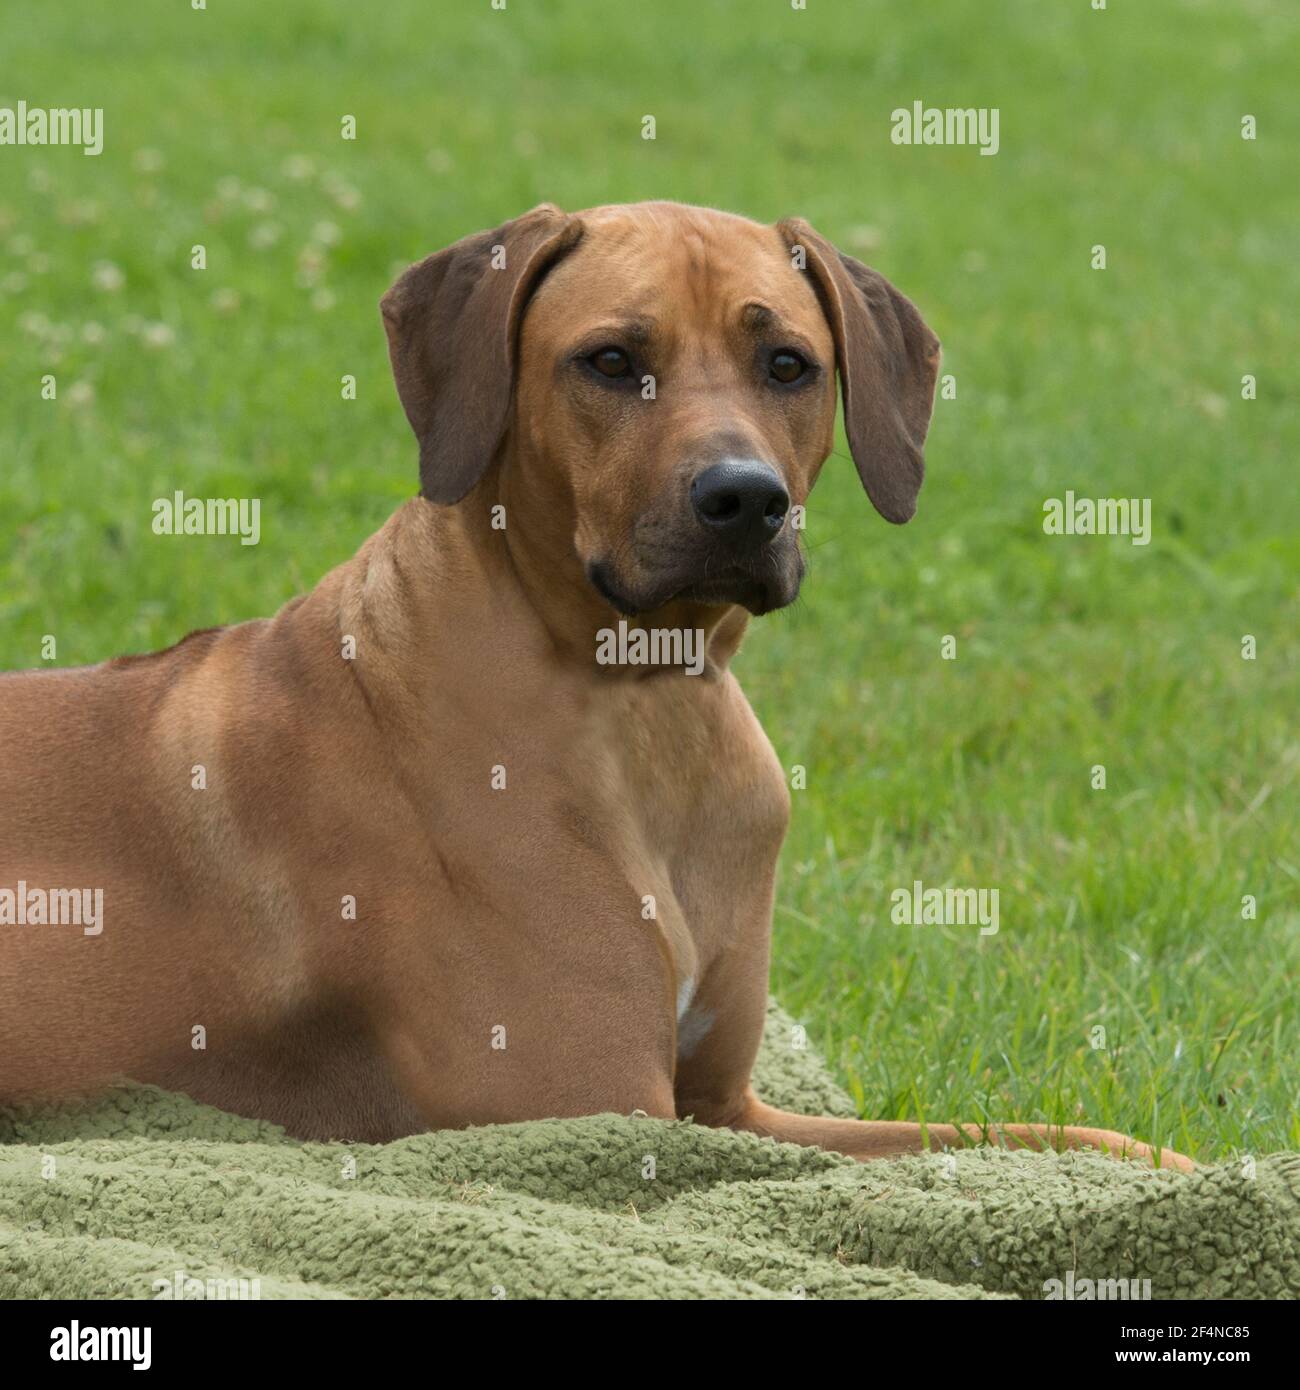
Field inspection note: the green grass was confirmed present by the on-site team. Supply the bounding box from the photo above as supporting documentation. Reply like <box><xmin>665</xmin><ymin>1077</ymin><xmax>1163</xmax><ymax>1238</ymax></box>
<box><xmin>2</xmin><ymin>0</ymin><xmax>1296</xmax><ymax>1160</ymax></box>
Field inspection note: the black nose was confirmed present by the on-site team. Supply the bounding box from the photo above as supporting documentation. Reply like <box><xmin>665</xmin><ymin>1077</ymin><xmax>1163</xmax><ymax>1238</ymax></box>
<box><xmin>690</xmin><ymin>461</ymin><xmax>789</xmax><ymax>547</ymax></box>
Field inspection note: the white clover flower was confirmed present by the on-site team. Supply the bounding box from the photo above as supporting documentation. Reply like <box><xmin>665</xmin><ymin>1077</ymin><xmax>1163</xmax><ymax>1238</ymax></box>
<box><xmin>296</xmin><ymin>245</ymin><xmax>325</xmax><ymax>287</ymax></box>
<box><xmin>59</xmin><ymin>199</ymin><xmax>101</xmax><ymax>226</ymax></box>
<box><xmin>92</xmin><ymin>261</ymin><xmax>125</xmax><ymax>292</ymax></box>
<box><xmin>321</xmin><ymin>172</ymin><xmax>360</xmax><ymax>211</ymax></box>
<box><xmin>249</xmin><ymin>222</ymin><xmax>282</xmax><ymax>250</ymax></box>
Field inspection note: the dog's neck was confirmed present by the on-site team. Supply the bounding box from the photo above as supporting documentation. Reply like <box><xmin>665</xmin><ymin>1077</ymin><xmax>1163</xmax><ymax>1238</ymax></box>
<box><xmin>326</xmin><ymin>480</ymin><xmax>751</xmax><ymax>715</ymax></box>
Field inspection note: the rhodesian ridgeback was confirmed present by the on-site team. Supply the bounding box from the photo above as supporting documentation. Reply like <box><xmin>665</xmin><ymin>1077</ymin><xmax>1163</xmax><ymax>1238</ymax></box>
<box><xmin>0</xmin><ymin>201</ymin><xmax>1190</xmax><ymax>1168</ymax></box>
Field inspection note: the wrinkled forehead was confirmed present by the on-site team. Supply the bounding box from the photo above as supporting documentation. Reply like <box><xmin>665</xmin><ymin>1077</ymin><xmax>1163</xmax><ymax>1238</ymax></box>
<box><xmin>527</xmin><ymin>204</ymin><xmax>832</xmax><ymax>352</ymax></box>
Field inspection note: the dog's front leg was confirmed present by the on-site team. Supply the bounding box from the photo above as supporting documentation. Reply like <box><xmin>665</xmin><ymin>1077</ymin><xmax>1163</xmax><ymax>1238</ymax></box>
<box><xmin>721</xmin><ymin>1091</ymin><xmax>1196</xmax><ymax>1171</ymax></box>
<box><xmin>674</xmin><ymin>960</ymin><xmax>1193</xmax><ymax>1171</ymax></box>
<box><xmin>366</xmin><ymin>933</ymin><xmax>680</xmax><ymax>1133</ymax></box>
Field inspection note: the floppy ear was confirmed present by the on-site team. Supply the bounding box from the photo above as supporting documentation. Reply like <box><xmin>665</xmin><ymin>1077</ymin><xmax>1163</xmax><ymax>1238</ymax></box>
<box><xmin>381</xmin><ymin>204</ymin><xmax>583</xmax><ymax>503</ymax></box>
<box><xmin>778</xmin><ymin>218</ymin><xmax>940</xmax><ymax>523</ymax></box>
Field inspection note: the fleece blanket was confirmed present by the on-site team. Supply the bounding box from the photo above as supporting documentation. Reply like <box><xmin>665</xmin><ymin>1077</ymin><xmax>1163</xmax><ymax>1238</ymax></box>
<box><xmin>1</xmin><ymin>1003</ymin><xmax>1296</xmax><ymax>1300</ymax></box>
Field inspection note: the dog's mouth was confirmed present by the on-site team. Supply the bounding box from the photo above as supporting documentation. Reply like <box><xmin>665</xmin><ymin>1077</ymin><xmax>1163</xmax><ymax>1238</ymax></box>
<box><xmin>672</xmin><ymin>569</ymin><xmax>779</xmax><ymax>615</ymax></box>
<box><xmin>587</xmin><ymin>561</ymin><xmax>640</xmax><ymax>615</ymax></box>
<box><xmin>587</xmin><ymin>554</ymin><xmax>801</xmax><ymax>618</ymax></box>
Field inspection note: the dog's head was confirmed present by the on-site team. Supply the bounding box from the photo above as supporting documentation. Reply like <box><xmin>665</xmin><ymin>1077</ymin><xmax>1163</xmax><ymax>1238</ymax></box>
<box><xmin>381</xmin><ymin>201</ymin><xmax>939</xmax><ymax>616</ymax></box>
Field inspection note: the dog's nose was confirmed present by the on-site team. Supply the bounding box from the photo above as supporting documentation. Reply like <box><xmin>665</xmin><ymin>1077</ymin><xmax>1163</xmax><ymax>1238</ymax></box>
<box><xmin>691</xmin><ymin>461</ymin><xmax>789</xmax><ymax>546</ymax></box>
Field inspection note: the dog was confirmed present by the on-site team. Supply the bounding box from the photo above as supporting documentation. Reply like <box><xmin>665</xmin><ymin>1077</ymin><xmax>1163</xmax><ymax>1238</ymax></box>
<box><xmin>0</xmin><ymin>201</ymin><xmax>1190</xmax><ymax>1169</ymax></box>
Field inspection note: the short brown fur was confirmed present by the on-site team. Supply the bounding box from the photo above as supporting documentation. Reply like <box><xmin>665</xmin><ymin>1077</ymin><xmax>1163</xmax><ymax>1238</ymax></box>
<box><xmin>0</xmin><ymin>202</ymin><xmax>1190</xmax><ymax>1169</ymax></box>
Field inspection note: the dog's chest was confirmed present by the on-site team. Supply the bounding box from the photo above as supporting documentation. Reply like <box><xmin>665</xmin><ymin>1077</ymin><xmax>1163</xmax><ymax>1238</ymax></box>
<box><xmin>605</xmin><ymin>670</ymin><xmax>790</xmax><ymax>988</ymax></box>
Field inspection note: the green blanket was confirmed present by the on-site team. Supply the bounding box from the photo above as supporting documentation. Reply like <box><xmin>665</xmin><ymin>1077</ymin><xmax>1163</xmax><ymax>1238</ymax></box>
<box><xmin>2</xmin><ymin>1004</ymin><xmax>1296</xmax><ymax>1300</ymax></box>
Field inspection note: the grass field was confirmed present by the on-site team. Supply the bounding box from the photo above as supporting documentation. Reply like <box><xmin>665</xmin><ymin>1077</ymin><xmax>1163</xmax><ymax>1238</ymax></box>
<box><xmin>1</xmin><ymin>0</ymin><xmax>1296</xmax><ymax>1160</ymax></box>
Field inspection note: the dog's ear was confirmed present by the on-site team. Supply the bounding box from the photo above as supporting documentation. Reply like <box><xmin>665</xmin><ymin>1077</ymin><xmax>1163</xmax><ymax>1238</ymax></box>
<box><xmin>778</xmin><ymin>218</ymin><xmax>940</xmax><ymax>523</ymax></box>
<box><xmin>381</xmin><ymin>204</ymin><xmax>583</xmax><ymax>503</ymax></box>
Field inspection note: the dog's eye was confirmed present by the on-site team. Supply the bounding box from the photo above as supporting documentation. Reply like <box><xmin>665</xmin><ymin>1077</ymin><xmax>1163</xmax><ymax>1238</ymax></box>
<box><xmin>769</xmin><ymin>350</ymin><xmax>807</xmax><ymax>384</ymax></box>
<box><xmin>590</xmin><ymin>347</ymin><xmax>632</xmax><ymax>379</ymax></box>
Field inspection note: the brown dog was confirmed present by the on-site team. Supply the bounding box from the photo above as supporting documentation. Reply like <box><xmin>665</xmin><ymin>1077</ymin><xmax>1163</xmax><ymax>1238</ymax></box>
<box><xmin>0</xmin><ymin>201</ymin><xmax>1189</xmax><ymax>1168</ymax></box>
